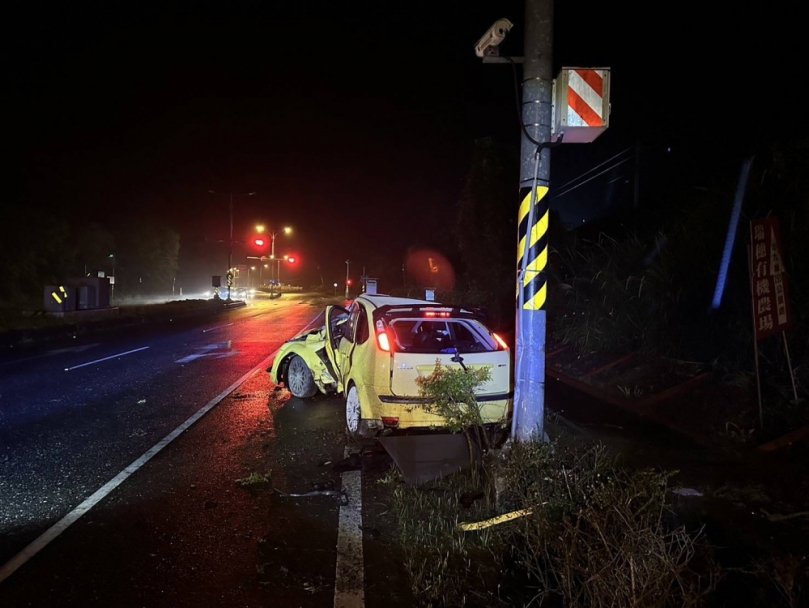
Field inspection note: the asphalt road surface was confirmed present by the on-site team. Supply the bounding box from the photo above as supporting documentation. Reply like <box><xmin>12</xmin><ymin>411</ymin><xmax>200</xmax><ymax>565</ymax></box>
<box><xmin>0</xmin><ymin>292</ymin><xmax>411</xmax><ymax>607</ymax></box>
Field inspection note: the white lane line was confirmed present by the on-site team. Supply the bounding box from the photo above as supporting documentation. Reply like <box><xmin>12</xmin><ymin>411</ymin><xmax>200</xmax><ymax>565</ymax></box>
<box><xmin>0</xmin><ymin>310</ymin><xmax>325</xmax><ymax>585</ymax></box>
<box><xmin>333</xmin><ymin>446</ymin><xmax>365</xmax><ymax>608</ymax></box>
<box><xmin>202</xmin><ymin>323</ymin><xmax>234</xmax><ymax>333</ymax></box>
<box><xmin>64</xmin><ymin>346</ymin><xmax>150</xmax><ymax>372</ymax></box>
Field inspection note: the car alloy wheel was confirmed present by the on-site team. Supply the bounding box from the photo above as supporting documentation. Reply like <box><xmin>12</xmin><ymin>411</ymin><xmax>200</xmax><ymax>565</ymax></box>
<box><xmin>345</xmin><ymin>385</ymin><xmax>376</xmax><ymax>439</ymax></box>
<box><xmin>286</xmin><ymin>354</ymin><xmax>317</xmax><ymax>398</ymax></box>
<box><xmin>346</xmin><ymin>386</ymin><xmax>361</xmax><ymax>436</ymax></box>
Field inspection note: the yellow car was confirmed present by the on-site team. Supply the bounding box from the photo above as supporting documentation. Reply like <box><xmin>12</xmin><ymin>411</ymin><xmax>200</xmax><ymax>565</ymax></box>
<box><xmin>270</xmin><ymin>293</ymin><xmax>513</xmax><ymax>438</ymax></box>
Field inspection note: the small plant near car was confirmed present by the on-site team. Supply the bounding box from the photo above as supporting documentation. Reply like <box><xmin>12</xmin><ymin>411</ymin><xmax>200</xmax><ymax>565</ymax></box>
<box><xmin>415</xmin><ymin>360</ymin><xmax>495</xmax><ymax>458</ymax></box>
<box><xmin>236</xmin><ymin>471</ymin><xmax>272</xmax><ymax>487</ymax></box>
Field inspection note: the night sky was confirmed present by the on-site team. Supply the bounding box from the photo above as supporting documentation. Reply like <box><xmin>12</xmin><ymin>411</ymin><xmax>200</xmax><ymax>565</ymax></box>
<box><xmin>6</xmin><ymin>1</ymin><xmax>801</xmax><ymax>291</ymax></box>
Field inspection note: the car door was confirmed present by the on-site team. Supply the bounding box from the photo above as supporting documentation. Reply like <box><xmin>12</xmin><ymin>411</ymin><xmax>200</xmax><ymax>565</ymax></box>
<box><xmin>324</xmin><ymin>305</ymin><xmax>350</xmax><ymax>391</ymax></box>
<box><xmin>335</xmin><ymin>304</ymin><xmax>362</xmax><ymax>385</ymax></box>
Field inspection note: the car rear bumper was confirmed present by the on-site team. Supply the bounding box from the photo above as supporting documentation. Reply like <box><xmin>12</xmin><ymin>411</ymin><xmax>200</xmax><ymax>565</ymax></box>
<box><xmin>369</xmin><ymin>392</ymin><xmax>512</xmax><ymax>428</ymax></box>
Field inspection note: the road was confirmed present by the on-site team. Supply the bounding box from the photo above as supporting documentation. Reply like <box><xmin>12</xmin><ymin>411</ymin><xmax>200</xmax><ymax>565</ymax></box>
<box><xmin>0</xmin><ymin>292</ymin><xmax>411</xmax><ymax>607</ymax></box>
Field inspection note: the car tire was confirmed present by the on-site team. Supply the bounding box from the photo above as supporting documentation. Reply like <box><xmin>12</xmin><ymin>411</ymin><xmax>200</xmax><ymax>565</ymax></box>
<box><xmin>286</xmin><ymin>355</ymin><xmax>318</xmax><ymax>398</ymax></box>
<box><xmin>345</xmin><ymin>385</ymin><xmax>375</xmax><ymax>440</ymax></box>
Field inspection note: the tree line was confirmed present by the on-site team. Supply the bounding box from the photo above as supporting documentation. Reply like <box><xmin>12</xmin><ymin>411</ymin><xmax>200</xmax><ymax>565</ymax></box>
<box><xmin>0</xmin><ymin>207</ymin><xmax>179</xmax><ymax>306</ymax></box>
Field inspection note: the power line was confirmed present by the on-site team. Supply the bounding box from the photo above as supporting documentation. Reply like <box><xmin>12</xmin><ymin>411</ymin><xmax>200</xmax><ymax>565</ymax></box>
<box><xmin>550</xmin><ymin>156</ymin><xmax>633</xmax><ymax>200</ymax></box>
<box><xmin>552</xmin><ymin>145</ymin><xmax>635</xmax><ymax>193</ymax></box>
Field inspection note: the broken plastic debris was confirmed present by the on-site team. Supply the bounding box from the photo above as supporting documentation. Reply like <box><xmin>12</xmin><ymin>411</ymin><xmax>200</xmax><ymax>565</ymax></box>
<box><xmin>137</xmin><ymin>399</ymin><xmax>146</xmax><ymax>404</ymax></box>
<box><xmin>672</xmin><ymin>488</ymin><xmax>703</xmax><ymax>497</ymax></box>
<box><xmin>276</xmin><ymin>488</ymin><xmax>348</xmax><ymax>506</ymax></box>
<box><xmin>459</xmin><ymin>508</ymin><xmax>534</xmax><ymax>531</ymax></box>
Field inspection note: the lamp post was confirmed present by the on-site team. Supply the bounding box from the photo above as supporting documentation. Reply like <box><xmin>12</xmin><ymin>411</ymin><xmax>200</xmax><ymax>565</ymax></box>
<box><xmin>249</xmin><ymin>266</ymin><xmax>256</xmax><ymax>288</ymax></box>
<box><xmin>334</xmin><ymin>282</ymin><xmax>338</xmax><ymax>296</ymax></box>
<box><xmin>109</xmin><ymin>253</ymin><xmax>115</xmax><ymax>301</ymax></box>
<box><xmin>345</xmin><ymin>259</ymin><xmax>350</xmax><ymax>299</ymax></box>
<box><xmin>207</xmin><ymin>190</ymin><xmax>256</xmax><ymax>300</ymax></box>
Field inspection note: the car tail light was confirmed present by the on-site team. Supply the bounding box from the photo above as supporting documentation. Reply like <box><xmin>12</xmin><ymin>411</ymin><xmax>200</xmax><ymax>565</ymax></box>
<box><xmin>492</xmin><ymin>332</ymin><xmax>508</xmax><ymax>350</ymax></box>
<box><xmin>424</xmin><ymin>311</ymin><xmax>451</xmax><ymax>318</ymax></box>
<box><xmin>377</xmin><ymin>331</ymin><xmax>391</xmax><ymax>352</ymax></box>
<box><xmin>381</xmin><ymin>417</ymin><xmax>399</xmax><ymax>427</ymax></box>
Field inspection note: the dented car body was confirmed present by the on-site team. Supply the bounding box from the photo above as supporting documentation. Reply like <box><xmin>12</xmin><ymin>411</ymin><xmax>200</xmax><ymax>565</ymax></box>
<box><xmin>270</xmin><ymin>293</ymin><xmax>513</xmax><ymax>438</ymax></box>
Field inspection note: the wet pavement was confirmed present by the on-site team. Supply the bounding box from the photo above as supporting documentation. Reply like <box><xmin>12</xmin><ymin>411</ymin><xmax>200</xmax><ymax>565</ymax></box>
<box><xmin>7</xmin><ymin>296</ymin><xmax>801</xmax><ymax>606</ymax></box>
<box><xmin>0</xmin><ymin>293</ymin><xmax>414</xmax><ymax>607</ymax></box>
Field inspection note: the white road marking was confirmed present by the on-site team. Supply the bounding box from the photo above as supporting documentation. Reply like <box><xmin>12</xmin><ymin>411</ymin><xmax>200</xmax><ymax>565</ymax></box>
<box><xmin>0</xmin><ymin>344</ymin><xmax>101</xmax><ymax>368</ymax></box>
<box><xmin>64</xmin><ymin>346</ymin><xmax>150</xmax><ymax>371</ymax></box>
<box><xmin>48</xmin><ymin>344</ymin><xmax>100</xmax><ymax>355</ymax></box>
<box><xmin>175</xmin><ymin>342</ymin><xmax>237</xmax><ymax>364</ymax></box>
<box><xmin>202</xmin><ymin>323</ymin><xmax>234</xmax><ymax>333</ymax></box>
<box><xmin>333</xmin><ymin>446</ymin><xmax>365</xmax><ymax>608</ymax></box>
<box><xmin>0</xmin><ymin>311</ymin><xmax>325</xmax><ymax>585</ymax></box>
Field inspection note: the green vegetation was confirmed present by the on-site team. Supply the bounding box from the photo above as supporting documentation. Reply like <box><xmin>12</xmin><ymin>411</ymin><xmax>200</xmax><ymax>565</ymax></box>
<box><xmin>236</xmin><ymin>471</ymin><xmax>273</xmax><ymax>487</ymax></box>
<box><xmin>392</xmin><ymin>439</ymin><xmax>722</xmax><ymax>607</ymax></box>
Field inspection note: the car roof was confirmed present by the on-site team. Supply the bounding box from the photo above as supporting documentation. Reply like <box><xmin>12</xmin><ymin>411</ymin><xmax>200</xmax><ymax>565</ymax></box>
<box><xmin>356</xmin><ymin>293</ymin><xmax>439</xmax><ymax>309</ymax></box>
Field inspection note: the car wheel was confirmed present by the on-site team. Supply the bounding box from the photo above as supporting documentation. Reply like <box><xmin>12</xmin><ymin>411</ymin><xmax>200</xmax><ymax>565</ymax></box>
<box><xmin>345</xmin><ymin>385</ymin><xmax>375</xmax><ymax>440</ymax></box>
<box><xmin>286</xmin><ymin>355</ymin><xmax>318</xmax><ymax>398</ymax></box>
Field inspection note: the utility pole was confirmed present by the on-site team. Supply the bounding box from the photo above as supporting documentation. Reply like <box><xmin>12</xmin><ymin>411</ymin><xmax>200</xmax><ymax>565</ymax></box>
<box><xmin>513</xmin><ymin>0</ymin><xmax>554</xmax><ymax>442</ymax></box>
<box><xmin>207</xmin><ymin>190</ymin><xmax>255</xmax><ymax>301</ymax></box>
<box><xmin>345</xmin><ymin>260</ymin><xmax>350</xmax><ymax>299</ymax></box>
<box><xmin>228</xmin><ymin>192</ymin><xmax>233</xmax><ymax>300</ymax></box>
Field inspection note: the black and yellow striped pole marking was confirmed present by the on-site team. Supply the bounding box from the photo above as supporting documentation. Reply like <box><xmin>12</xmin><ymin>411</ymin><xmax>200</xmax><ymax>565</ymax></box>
<box><xmin>517</xmin><ymin>185</ymin><xmax>549</xmax><ymax>310</ymax></box>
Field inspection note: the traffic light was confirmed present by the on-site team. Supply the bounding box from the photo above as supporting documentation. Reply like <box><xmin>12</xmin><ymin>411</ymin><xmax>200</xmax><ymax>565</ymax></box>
<box><xmin>254</xmin><ymin>238</ymin><xmax>265</xmax><ymax>247</ymax></box>
<box><xmin>286</xmin><ymin>256</ymin><xmax>296</xmax><ymax>264</ymax></box>
<box><xmin>347</xmin><ymin>278</ymin><xmax>353</xmax><ymax>286</ymax></box>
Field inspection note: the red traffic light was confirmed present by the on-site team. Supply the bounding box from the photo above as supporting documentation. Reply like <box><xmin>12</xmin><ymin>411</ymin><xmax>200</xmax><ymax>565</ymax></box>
<box><xmin>254</xmin><ymin>238</ymin><xmax>265</xmax><ymax>247</ymax></box>
<box><xmin>287</xmin><ymin>257</ymin><xmax>296</xmax><ymax>264</ymax></box>
<box><xmin>347</xmin><ymin>278</ymin><xmax>353</xmax><ymax>286</ymax></box>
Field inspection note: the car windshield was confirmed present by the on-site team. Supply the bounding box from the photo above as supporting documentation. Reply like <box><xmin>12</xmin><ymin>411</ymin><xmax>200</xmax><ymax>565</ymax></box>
<box><xmin>389</xmin><ymin>318</ymin><xmax>496</xmax><ymax>354</ymax></box>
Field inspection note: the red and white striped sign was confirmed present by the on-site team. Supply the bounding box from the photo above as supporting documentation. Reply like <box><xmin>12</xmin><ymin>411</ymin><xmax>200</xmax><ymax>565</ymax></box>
<box><xmin>566</xmin><ymin>69</ymin><xmax>607</xmax><ymax>128</ymax></box>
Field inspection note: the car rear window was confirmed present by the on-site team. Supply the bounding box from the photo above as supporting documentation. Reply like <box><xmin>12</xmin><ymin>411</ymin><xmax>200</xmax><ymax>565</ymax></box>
<box><xmin>389</xmin><ymin>319</ymin><xmax>496</xmax><ymax>354</ymax></box>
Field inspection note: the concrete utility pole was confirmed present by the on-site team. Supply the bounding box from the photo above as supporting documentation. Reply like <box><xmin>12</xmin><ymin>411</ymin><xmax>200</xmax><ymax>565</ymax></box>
<box><xmin>345</xmin><ymin>260</ymin><xmax>350</xmax><ymax>299</ymax></box>
<box><xmin>513</xmin><ymin>0</ymin><xmax>554</xmax><ymax>442</ymax></box>
<box><xmin>228</xmin><ymin>193</ymin><xmax>234</xmax><ymax>300</ymax></box>
<box><xmin>207</xmin><ymin>190</ymin><xmax>255</xmax><ymax>301</ymax></box>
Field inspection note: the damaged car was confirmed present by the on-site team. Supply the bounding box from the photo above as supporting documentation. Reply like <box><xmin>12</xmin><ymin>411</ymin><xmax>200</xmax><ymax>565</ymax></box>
<box><xmin>269</xmin><ymin>293</ymin><xmax>513</xmax><ymax>438</ymax></box>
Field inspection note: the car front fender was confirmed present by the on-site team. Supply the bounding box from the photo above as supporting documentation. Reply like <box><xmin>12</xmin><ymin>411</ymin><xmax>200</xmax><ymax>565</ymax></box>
<box><xmin>270</xmin><ymin>342</ymin><xmax>333</xmax><ymax>394</ymax></box>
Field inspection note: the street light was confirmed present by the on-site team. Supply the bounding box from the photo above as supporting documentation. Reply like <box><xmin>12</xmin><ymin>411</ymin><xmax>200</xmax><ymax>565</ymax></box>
<box><xmin>207</xmin><ymin>189</ymin><xmax>256</xmax><ymax>300</ymax></box>
<box><xmin>270</xmin><ymin>226</ymin><xmax>292</xmax><ymax>259</ymax></box>
<box><xmin>255</xmin><ymin>224</ymin><xmax>265</xmax><ymax>233</ymax></box>
<box><xmin>334</xmin><ymin>282</ymin><xmax>338</xmax><ymax>296</ymax></box>
<box><xmin>250</xmin><ymin>266</ymin><xmax>256</xmax><ymax>288</ymax></box>
<box><xmin>345</xmin><ymin>259</ymin><xmax>351</xmax><ymax>299</ymax></box>
<box><xmin>265</xmin><ymin>225</ymin><xmax>292</xmax><ymax>287</ymax></box>
<box><xmin>109</xmin><ymin>253</ymin><xmax>115</xmax><ymax>300</ymax></box>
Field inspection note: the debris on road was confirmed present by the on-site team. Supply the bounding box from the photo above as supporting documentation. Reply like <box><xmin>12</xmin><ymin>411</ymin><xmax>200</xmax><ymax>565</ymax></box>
<box><xmin>275</xmin><ymin>488</ymin><xmax>348</xmax><ymax>505</ymax></box>
<box><xmin>379</xmin><ymin>434</ymin><xmax>473</xmax><ymax>485</ymax></box>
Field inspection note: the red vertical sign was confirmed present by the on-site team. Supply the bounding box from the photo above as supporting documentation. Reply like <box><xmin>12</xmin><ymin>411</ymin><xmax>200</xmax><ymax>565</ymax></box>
<box><xmin>750</xmin><ymin>217</ymin><xmax>792</xmax><ymax>340</ymax></box>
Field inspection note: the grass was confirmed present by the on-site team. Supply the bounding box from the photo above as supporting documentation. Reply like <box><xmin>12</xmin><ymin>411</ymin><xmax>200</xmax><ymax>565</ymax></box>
<box><xmin>391</xmin><ymin>438</ymin><xmax>721</xmax><ymax>607</ymax></box>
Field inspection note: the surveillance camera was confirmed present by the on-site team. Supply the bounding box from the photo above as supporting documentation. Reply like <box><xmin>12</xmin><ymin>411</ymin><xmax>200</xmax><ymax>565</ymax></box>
<box><xmin>474</xmin><ymin>18</ymin><xmax>514</xmax><ymax>58</ymax></box>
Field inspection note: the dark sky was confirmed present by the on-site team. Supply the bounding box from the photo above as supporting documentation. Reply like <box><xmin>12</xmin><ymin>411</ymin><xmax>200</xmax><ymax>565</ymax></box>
<box><xmin>5</xmin><ymin>1</ymin><xmax>801</xmax><ymax>290</ymax></box>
